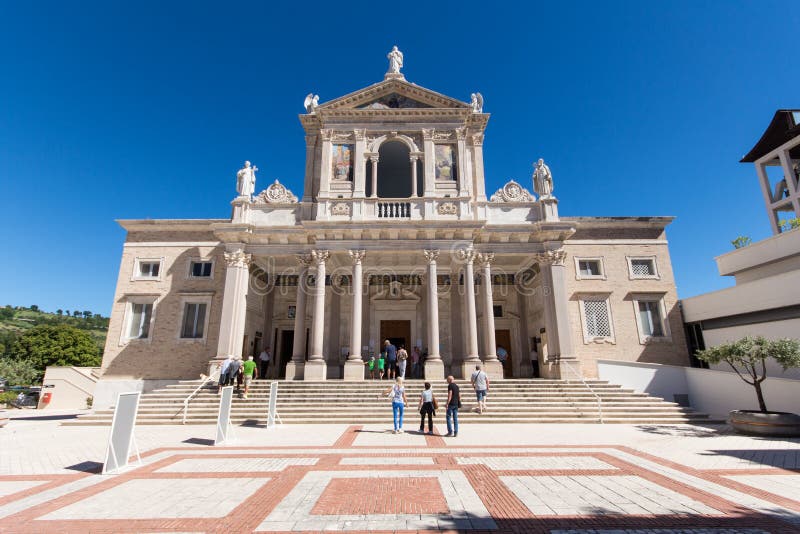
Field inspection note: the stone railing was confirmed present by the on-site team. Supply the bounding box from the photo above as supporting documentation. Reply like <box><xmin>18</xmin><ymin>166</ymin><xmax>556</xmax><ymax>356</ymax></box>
<box><xmin>375</xmin><ymin>200</ymin><xmax>412</xmax><ymax>219</ymax></box>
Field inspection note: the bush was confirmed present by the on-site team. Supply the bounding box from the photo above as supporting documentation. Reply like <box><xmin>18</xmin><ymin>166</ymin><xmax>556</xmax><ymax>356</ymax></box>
<box><xmin>1</xmin><ymin>391</ymin><xmax>18</xmax><ymax>406</ymax></box>
<box><xmin>11</xmin><ymin>324</ymin><xmax>101</xmax><ymax>371</ymax></box>
<box><xmin>0</xmin><ymin>357</ymin><xmax>41</xmax><ymax>386</ymax></box>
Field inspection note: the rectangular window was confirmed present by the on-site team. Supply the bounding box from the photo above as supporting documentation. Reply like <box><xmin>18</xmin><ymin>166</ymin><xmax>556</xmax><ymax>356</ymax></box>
<box><xmin>638</xmin><ymin>300</ymin><xmax>664</xmax><ymax>337</ymax></box>
<box><xmin>628</xmin><ymin>257</ymin><xmax>658</xmax><ymax>279</ymax></box>
<box><xmin>127</xmin><ymin>303</ymin><xmax>153</xmax><ymax>339</ymax></box>
<box><xmin>180</xmin><ymin>303</ymin><xmax>207</xmax><ymax>339</ymax></box>
<box><xmin>578</xmin><ymin>260</ymin><xmax>601</xmax><ymax>277</ymax></box>
<box><xmin>190</xmin><ymin>261</ymin><xmax>213</xmax><ymax>278</ymax></box>
<box><xmin>138</xmin><ymin>261</ymin><xmax>160</xmax><ymax>278</ymax></box>
<box><xmin>583</xmin><ymin>299</ymin><xmax>611</xmax><ymax>338</ymax></box>
<box><xmin>492</xmin><ymin>305</ymin><xmax>503</xmax><ymax>318</ymax></box>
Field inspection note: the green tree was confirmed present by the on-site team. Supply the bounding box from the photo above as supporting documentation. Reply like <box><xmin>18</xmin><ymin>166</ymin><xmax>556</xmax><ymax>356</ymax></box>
<box><xmin>695</xmin><ymin>336</ymin><xmax>800</xmax><ymax>412</ymax></box>
<box><xmin>30</xmin><ymin>304</ymin><xmax>39</xmax><ymax>312</ymax></box>
<box><xmin>0</xmin><ymin>357</ymin><xmax>41</xmax><ymax>386</ymax></box>
<box><xmin>72</xmin><ymin>310</ymin><xmax>81</xmax><ymax>318</ymax></box>
<box><xmin>56</xmin><ymin>309</ymin><xmax>63</xmax><ymax>316</ymax></box>
<box><xmin>731</xmin><ymin>236</ymin><xmax>751</xmax><ymax>249</ymax></box>
<box><xmin>779</xmin><ymin>217</ymin><xmax>800</xmax><ymax>232</ymax></box>
<box><xmin>0</xmin><ymin>307</ymin><xmax>13</xmax><ymax>320</ymax></box>
<box><xmin>82</xmin><ymin>310</ymin><xmax>92</xmax><ymax>319</ymax></box>
<box><xmin>11</xmin><ymin>324</ymin><xmax>101</xmax><ymax>371</ymax></box>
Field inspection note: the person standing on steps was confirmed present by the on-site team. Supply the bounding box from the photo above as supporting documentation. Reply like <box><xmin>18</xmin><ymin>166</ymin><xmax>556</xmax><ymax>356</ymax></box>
<box><xmin>377</xmin><ymin>351</ymin><xmax>385</xmax><ymax>380</ymax></box>
<box><xmin>418</xmin><ymin>382</ymin><xmax>437</xmax><ymax>434</ymax></box>
<box><xmin>470</xmin><ymin>364</ymin><xmax>489</xmax><ymax>414</ymax></box>
<box><xmin>383</xmin><ymin>377</ymin><xmax>407</xmax><ymax>434</ymax></box>
<box><xmin>445</xmin><ymin>376</ymin><xmax>460</xmax><ymax>437</ymax></box>
<box><xmin>242</xmin><ymin>356</ymin><xmax>258</xmax><ymax>399</ymax></box>
<box><xmin>397</xmin><ymin>345</ymin><xmax>408</xmax><ymax>379</ymax></box>
<box><xmin>217</xmin><ymin>355</ymin><xmax>234</xmax><ymax>394</ymax></box>
<box><xmin>229</xmin><ymin>357</ymin><xmax>242</xmax><ymax>395</ymax></box>
<box><xmin>384</xmin><ymin>340</ymin><xmax>397</xmax><ymax>380</ymax></box>
<box><xmin>258</xmin><ymin>347</ymin><xmax>271</xmax><ymax>380</ymax></box>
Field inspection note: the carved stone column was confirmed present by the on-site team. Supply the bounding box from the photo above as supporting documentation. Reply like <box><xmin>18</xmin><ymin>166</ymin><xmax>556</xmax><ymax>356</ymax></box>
<box><xmin>478</xmin><ymin>253</ymin><xmax>503</xmax><ymax>379</ymax></box>
<box><xmin>534</xmin><ymin>248</ymin><xmax>575</xmax><ymax>378</ymax></box>
<box><xmin>455</xmin><ymin>128</ymin><xmax>468</xmax><ymax>197</ymax></box>
<box><xmin>344</xmin><ymin>250</ymin><xmax>366</xmax><ymax>380</ymax></box>
<box><xmin>305</xmin><ymin>250</ymin><xmax>329</xmax><ymax>380</ymax></box>
<box><xmin>410</xmin><ymin>155</ymin><xmax>419</xmax><ymax>198</ymax></box>
<box><xmin>353</xmin><ymin>129</ymin><xmax>367</xmax><ymax>198</ymax></box>
<box><xmin>214</xmin><ymin>248</ymin><xmax>252</xmax><ymax>369</ymax></box>
<box><xmin>370</xmin><ymin>155</ymin><xmax>379</xmax><ymax>198</ymax></box>
<box><xmin>422</xmin><ymin>129</ymin><xmax>435</xmax><ymax>197</ymax></box>
<box><xmin>423</xmin><ymin>250</ymin><xmax>444</xmax><ymax>380</ymax></box>
<box><xmin>458</xmin><ymin>247</ymin><xmax>480</xmax><ymax>378</ymax></box>
<box><xmin>286</xmin><ymin>254</ymin><xmax>312</xmax><ymax>380</ymax></box>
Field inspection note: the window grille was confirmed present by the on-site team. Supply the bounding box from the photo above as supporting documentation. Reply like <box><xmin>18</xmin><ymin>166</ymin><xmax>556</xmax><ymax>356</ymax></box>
<box><xmin>631</xmin><ymin>259</ymin><xmax>655</xmax><ymax>277</ymax></box>
<box><xmin>583</xmin><ymin>299</ymin><xmax>611</xmax><ymax>338</ymax></box>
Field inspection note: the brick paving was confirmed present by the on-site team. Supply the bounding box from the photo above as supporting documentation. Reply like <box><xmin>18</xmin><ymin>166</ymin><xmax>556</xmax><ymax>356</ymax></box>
<box><xmin>0</xmin><ymin>419</ymin><xmax>799</xmax><ymax>532</ymax></box>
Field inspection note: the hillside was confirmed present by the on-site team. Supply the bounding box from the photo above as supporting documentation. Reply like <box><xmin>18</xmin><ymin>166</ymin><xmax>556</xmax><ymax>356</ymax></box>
<box><xmin>0</xmin><ymin>306</ymin><xmax>108</xmax><ymax>356</ymax></box>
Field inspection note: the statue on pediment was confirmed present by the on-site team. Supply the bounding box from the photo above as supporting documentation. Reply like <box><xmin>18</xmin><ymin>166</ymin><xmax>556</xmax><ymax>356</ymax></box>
<box><xmin>387</xmin><ymin>46</ymin><xmax>403</xmax><ymax>75</ymax></box>
<box><xmin>470</xmin><ymin>92</ymin><xmax>483</xmax><ymax>113</ymax></box>
<box><xmin>532</xmin><ymin>158</ymin><xmax>554</xmax><ymax>198</ymax></box>
<box><xmin>236</xmin><ymin>161</ymin><xmax>257</xmax><ymax>198</ymax></box>
<box><xmin>303</xmin><ymin>93</ymin><xmax>319</xmax><ymax>113</ymax></box>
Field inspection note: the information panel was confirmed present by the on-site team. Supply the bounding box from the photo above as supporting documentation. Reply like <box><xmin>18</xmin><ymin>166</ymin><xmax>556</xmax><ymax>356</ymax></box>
<box><xmin>215</xmin><ymin>386</ymin><xmax>234</xmax><ymax>445</ymax></box>
<box><xmin>102</xmin><ymin>391</ymin><xmax>141</xmax><ymax>474</ymax></box>
<box><xmin>267</xmin><ymin>381</ymin><xmax>279</xmax><ymax>428</ymax></box>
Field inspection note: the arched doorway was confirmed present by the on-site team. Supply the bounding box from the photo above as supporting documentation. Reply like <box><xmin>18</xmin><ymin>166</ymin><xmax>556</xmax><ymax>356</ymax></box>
<box><xmin>367</xmin><ymin>141</ymin><xmax>416</xmax><ymax>198</ymax></box>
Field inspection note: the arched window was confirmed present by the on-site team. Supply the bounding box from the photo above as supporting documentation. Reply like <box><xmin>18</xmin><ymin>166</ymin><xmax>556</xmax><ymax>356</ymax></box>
<box><xmin>370</xmin><ymin>141</ymin><xmax>411</xmax><ymax>198</ymax></box>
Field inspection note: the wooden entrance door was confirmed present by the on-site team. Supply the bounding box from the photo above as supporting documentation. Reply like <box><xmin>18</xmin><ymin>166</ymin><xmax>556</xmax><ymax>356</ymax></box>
<box><xmin>496</xmin><ymin>329</ymin><xmax>512</xmax><ymax>378</ymax></box>
<box><xmin>380</xmin><ymin>320</ymin><xmax>411</xmax><ymax>351</ymax></box>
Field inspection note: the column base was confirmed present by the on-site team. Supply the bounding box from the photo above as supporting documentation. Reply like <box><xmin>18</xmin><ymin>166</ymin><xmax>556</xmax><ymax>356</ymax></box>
<box><xmin>482</xmin><ymin>360</ymin><xmax>504</xmax><ymax>380</ymax></box>
<box><xmin>303</xmin><ymin>360</ymin><xmax>327</xmax><ymax>380</ymax></box>
<box><xmin>423</xmin><ymin>359</ymin><xmax>444</xmax><ymax>381</ymax></box>
<box><xmin>285</xmin><ymin>361</ymin><xmax>305</xmax><ymax>380</ymax></box>
<box><xmin>461</xmin><ymin>360</ymin><xmax>482</xmax><ymax>381</ymax></box>
<box><xmin>343</xmin><ymin>360</ymin><xmax>366</xmax><ymax>381</ymax></box>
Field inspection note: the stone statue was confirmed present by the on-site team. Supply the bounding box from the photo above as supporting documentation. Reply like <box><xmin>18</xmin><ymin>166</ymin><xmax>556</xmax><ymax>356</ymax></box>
<box><xmin>236</xmin><ymin>161</ymin><xmax>257</xmax><ymax>198</ymax></box>
<box><xmin>470</xmin><ymin>92</ymin><xmax>483</xmax><ymax>113</ymax></box>
<box><xmin>532</xmin><ymin>158</ymin><xmax>553</xmax><ymax>198</ymax></box>
<box><xmin>303</xmin><ymin>93</ymin><xmax>319</xmax><ymax>113</ymax></box>
<box><xmin>387</xmin><ymin>45</ymin><xmax>403</xmax><ymax>74</ymax></box>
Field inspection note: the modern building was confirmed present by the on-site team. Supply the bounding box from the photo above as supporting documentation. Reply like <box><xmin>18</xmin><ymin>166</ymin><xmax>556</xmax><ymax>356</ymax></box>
<box><xmin>682</xmin><ymin>110</ymin><xmax>800</xmax><ymax>378</ymax></box>
<box><xmin>95</xmin><ymin>49</ymin><xmax>689</xmax><ymax>406</ymax></box>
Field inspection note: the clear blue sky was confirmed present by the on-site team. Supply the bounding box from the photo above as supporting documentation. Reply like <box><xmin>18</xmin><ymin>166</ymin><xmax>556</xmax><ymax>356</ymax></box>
<box><xmin>1</xmin><ymin>1</ymin><xmax>797</xmax><ymax>316</ymax></box>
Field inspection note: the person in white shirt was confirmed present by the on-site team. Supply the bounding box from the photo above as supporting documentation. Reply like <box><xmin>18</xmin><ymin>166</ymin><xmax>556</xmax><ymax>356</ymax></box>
<box><xmin>470</xmin><ymin>364</ymin><xmax>490</xmax><ymax>414</ymax></box>
<box><xmin>258</xmin><ymin>347</ymin><xmax>271</xmax><ymax>379</ymax></box>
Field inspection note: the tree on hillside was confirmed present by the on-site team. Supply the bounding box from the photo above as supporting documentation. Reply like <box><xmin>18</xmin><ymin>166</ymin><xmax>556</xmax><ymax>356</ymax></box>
<box><xmin>82</xmin><ymin>310</ymin><xmax>92</xmax><ymax>319</ymax></box>
<box><xmin>11</xmin><ymin>324</ymin><xmax>101</xmax><ymax>371</ymax></box>
<box><xmin>30</xmin><ymin>305</ymin><xmax>39</xmax><ymax>312</ymax></box>
<box><xmin>0</xmin><ymin>307</ymin><xmax>13</xmax><ymax>320</ymax></box>
<box><xmin>0</xmin><ymin>357</ymin><xmax>40</xmax><ymax>386</ymax></box>
<box><xmin>72</xmin><ymin>310</ymin><xmax>81</xmax><ymax>317</ymax></box>
<box><xmin>56</xmin><ymin>309</ymin><xmax>63</xmax><ymax>316</ymax></box>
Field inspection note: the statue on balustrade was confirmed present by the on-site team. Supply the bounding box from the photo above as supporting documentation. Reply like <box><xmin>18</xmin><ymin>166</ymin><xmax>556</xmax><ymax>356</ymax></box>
<box><xmin>532</xmin><ymin>158</ymin><xmax>553</xmax><ymax>198</ymax></box>
<box><xmin>236</xmin><ymin>161</ymin><xmax>257</xmax><ymax>198</ymax></box>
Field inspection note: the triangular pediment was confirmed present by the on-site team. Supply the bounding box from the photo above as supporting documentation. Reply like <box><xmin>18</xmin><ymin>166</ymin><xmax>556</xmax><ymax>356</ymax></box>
<box><xmin>317</xmin><ymin>79</ymin><xmax>469</xmax><ymax>111</ymax></box>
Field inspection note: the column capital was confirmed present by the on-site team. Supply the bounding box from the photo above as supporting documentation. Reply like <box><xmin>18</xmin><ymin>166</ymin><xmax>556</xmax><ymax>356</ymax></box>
<box><xmin>369</xmin><ymin>155</ymin><xmax>380</xmax><ymax>164</ymax></box>
<box><xmin>409</xmin><ymin>154</ymin><xmax>419</xmax><ymax>163</ymax></box>
<box><xmin>471</xmin><ymin>132</ymin><xmax>484</xmax><ymax>146</ymax></box>
<box><xmin>348</xmin><ymin>249</ymin><xmax>366</xmax><ymax>264</ymax></box>
<box><xmin>455</xmin><ymin>127</ymin><xmax>467</xmax><ymax>140</ymax></box>
<box><xmin>354</xmin><ymin>128</ymin><xmax>366</xmax><ymax>141</ymax></box>
<box><xmin>456</xmin><ymin>246</ymin><xmax>477</xmax><ymax>264</ymax></box>
<box><xmin>304</xmin><ymin>134</ymin><xmax>318</xmax><ymax>145</ymax></box>
<box><xmin>533</xmin><ymin>249</ymin><xmax>567</xmax><ymax>267</ymax></box>
<box><xmin>311</xmin><ymin>249</ymin><xmax>330</xmax><ymax>264</ymax></box>
<box><xmin>421</xmin><ymin>128</ymin><xmax>434</xmax><ymax>140</ymax></box>
<box><xmin>476</xmin><ymin>252</ymin><xmax>495</xmax><ymax>266</ymax></box>
<box><xmin>319</xmin><ymin>129</ymin><xmax>334</xmax><ymax>141</ymax></box>
<box><xmin>224</xmin><ymin>250</ymin><xmax>252</xmax><ymax>268</ymax></box>
<box><xmin>296</xmin><ymin>253</ymin><xmax>314</xmax><ymax>266</ymax></box>
<box><xmin>423</xmin><ymin>249</ymin><xmax>439</xmax><ymax>264</ymax></box>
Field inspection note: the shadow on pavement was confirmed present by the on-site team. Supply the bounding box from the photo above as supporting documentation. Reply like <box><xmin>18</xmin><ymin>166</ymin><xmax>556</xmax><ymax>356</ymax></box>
<box><xmin>64</xmin><ymin>461</ymin><xmax>103</xmax><ymax>473</ymax></box>
<box><xmin>182</xmin><ymin>438</ymin><xmax>214</xmax><ymax>446</ymax></box>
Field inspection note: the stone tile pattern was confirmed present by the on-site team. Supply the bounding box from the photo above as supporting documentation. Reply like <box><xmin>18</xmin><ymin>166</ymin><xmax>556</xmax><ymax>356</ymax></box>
<box><xmin>458</xmin><ymin>456</ymin><xmax>616</xmax><ymax>471</ymax></box>
<box><xmin>339</xmin><ymin>456</ymin><xmax>435</xmax><ymax>465</ymax></box>
<box><xmin>157</xmin><ymin>457</ymin><xmax>317</xmax><ymax>473</ymax></box>
<box><xmin>311</xmin><ymin>477</ymin><xmax>448</xmax><ymax>515</ymax></box>
<box><xmin>724</xmin><ymin>474</ymin><xmax>800</xmax><ymax>503</ymax></box>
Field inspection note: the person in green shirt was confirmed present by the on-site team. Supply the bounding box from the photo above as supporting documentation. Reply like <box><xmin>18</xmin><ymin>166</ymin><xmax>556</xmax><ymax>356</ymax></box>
<box><xmin>242</xmin><ymin>356</ymin><xmax>258</xmax><ymax>399</ymax></box>
<box><xmin>367</xmin><ymin>356</ymin><xmax>376</xmax><ymax>379</ymax></box>
<box><xmin>377</xmin><ymin>353</ymin><xmax>386</xmax><ymax>380</ymax></box>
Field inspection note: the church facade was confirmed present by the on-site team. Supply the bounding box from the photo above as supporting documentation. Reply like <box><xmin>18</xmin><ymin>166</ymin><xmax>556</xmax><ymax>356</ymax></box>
<box><xmin>96</xmin><ymin>50</ymin><xmax>689</xmax><ymax>405</ymax></box>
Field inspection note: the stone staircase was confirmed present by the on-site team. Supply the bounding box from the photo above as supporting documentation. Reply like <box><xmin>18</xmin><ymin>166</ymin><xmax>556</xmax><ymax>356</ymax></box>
<box><xmin>66</xmin><ymin>379</ymin><xmax>720</xmax><ymax>426</ymax></box>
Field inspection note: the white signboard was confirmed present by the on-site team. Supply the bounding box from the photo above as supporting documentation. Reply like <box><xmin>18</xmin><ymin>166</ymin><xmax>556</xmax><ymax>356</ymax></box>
<box><xmin>215</xmin><ymin>386</ymin><xmax>234</xmax><ymax>445</ymax></box>
<box><xmin>102</xmin><ymin>391</ymin><xmax>141</xmax><ymax>474</ymax></box>
<box><xmin>267</xmin><ymin>381</ymin><xmax>282</xmax><ymax>428</ymax></box>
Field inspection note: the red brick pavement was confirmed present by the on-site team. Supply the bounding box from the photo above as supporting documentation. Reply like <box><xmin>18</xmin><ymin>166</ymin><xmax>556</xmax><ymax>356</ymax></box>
<box><xmin>0</xmin><ymin>427</ymin><xmax>798</xmax><ymax>533</ymax></box>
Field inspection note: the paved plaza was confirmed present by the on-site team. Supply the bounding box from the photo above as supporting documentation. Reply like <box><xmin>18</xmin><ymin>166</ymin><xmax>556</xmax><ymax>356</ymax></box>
<box><xmin>1</xmin><ymin>414</ymin><xmax>799</xmax><ymax>533</ymax></box>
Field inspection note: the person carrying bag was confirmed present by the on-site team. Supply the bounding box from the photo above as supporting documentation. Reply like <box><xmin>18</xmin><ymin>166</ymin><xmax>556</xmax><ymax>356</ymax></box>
<box><xmin>418</xmin><ymin>381</ymin><xmax>437</xmax><ymax>435</ymax></box>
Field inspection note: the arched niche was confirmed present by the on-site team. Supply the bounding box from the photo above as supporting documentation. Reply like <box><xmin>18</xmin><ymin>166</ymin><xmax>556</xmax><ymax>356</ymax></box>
<box><xmin>365</xmin><ymin>141</ymin><xmax>419</xmax><ymax>198</ymax></box>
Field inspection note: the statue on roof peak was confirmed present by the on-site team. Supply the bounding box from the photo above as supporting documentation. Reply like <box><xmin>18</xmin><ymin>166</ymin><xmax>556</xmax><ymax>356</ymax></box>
<box><xmin>532</xmin><ymin>158</ymin><xmax>554</xmax><ymax>199</ymax></box>
<box><xmin>386</xmin><ymin>46</ymin><xmax>404</xmax><ymax>77</ymax></box>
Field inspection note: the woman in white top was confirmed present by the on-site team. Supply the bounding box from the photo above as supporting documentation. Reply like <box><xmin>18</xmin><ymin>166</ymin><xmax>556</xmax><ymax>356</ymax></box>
<box><xmin>418</xmin><ymin>381</ymin><xmax>437</xmax><ymax>434</ymax></box>
<box><xmin>383</xmin><ymin>377</ymin><xmax>408</xmax><ymax>433</ymax></box>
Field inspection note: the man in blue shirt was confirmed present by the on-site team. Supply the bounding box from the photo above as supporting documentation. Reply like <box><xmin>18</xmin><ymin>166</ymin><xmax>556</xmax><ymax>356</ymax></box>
<box><xmin>384</xmin><ymin>339</ymin><xmax>398</xmax><ymax>380</ymax></box>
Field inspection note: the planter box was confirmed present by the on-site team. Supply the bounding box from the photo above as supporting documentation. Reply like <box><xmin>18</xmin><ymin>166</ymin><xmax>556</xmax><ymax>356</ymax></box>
<box><xmin>729</xmin><ymin>410</ymin><xmax>800</xmax><ymax>437</ymax></box>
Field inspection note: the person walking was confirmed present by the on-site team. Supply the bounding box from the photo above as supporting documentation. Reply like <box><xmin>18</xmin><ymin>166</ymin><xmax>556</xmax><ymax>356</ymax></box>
<box><xmin>242</xmin><ymin>356</ymin><xmax>258</xmax><ymax>399</ymax></box>
<box><xmin>258</xmin><ymin>347</ymin><xmax>271</xmax><ymax>379</ymax></box>
<box><xmin>445</xmin><ymin>375</ymin><xmax>460</xmax><ymax>437</ymax></box>
<box><xmin>229</xmin><ymin>357</ymin><xmax>242</xmax><ymax>394</ymax></box>
<box><xmin>377</xmin><ymin>352</ymin><xmax>385</xmax><ymax>380</ymax></box>
<box><xmin>397</xmin><ymin>345</ymin><xmax>408</xmax><ymax>379</ymax></box>
<box><xmin>383</xmin><ymin>377</ymin><xmax>407</xmax><ymax>433</ymax></box>
<box><xmin>418</xmin><ymin>382</ymin><xmax>437</xmax><ymax>434</ymax></box>
<box><xmin>367</xmin><ymin>355</ymin><xmax>376</xmax><ymax>379</ymax></box>
<box><xmin>384</xmin><ymin>340</ymin><xmax>397</xmax><ymax>380</ymax></box>
<box><xmin>217</xmin><ymin>355</ymin><xmax>234</xmax><ymax>394</ymax></box>
<box><xmin>470</xmin><ymin>364</ymin><xmax>490</xmax><ymax>414</ymax></box>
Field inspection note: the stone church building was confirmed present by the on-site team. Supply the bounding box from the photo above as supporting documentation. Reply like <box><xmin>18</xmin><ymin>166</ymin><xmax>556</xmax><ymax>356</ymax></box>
<box><xmin>95</xmin><ymin>49</ymin><xmax>689</xmax><ymax>405</ymax></box>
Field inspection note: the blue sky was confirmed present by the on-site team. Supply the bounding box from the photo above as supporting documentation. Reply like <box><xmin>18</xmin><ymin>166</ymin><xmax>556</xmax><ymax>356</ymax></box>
<box><xmin>1</xmin><ymin>1</ymin><xmax>797</xmax><ymax>316</ymax></box>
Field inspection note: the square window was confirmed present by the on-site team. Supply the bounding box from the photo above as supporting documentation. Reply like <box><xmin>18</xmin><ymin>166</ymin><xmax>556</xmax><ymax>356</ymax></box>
<box><xmin>628</xmin><ymin>257</ymin><xmax>658</xmax><ymax>279</ymax></box>
<box><xmin>190</xmin><ymin>261</ymin><xmax>213</xmax><ymax>278</ymax></box>
<box><xmin>579</xmin><ymin>260</ymin><xmax>601</xmax><ymax>277</ymax></box>
<box><xmin>127</xmin><ymin>302</ymin><xmax>153</xmax><ymax>339</ymax></box>
<box><xmin>582</xmin><ymin>298</ymin><xmax>612</xmax><ymax>338</ymax></box>
<box><xmin>139</xmin><ymin>262</ymin><xmax>160</xmax><ymax>278</ymax></box>
<box><xmin>181</xmin><ymin>302</ymin><xmax>207</xmax><ymax>339</ymax></box>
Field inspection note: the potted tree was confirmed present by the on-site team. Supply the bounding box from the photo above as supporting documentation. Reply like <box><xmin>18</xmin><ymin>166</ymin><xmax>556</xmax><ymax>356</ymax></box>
<box><xmin>696</xmin><ymin>336</ymin><xmax>800</xmax><ymax>436</ymax></box>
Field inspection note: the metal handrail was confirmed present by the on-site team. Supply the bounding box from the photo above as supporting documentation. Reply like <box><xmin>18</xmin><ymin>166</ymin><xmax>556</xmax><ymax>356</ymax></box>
<box><xmin>558</xmin><ymin>358</ymin><xmax>603</xmax><ymax>424</ymax></box>
<box><xmin>182</xmin><ymin>368</ymin><xmax>220</xmax><ymax>425</ymax></box>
